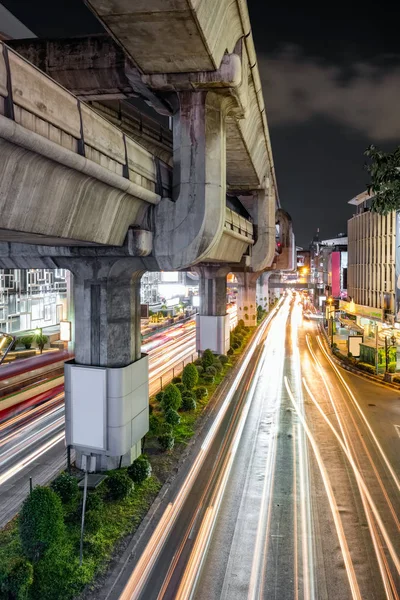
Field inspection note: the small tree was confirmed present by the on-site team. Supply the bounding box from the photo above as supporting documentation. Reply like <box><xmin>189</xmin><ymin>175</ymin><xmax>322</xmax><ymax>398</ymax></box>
<box><xmin>195</xmin><ymin>386</ymin><xmax>208</xmax><ymax>399</ymax></box>
<box><xmin>35</xmin><ymin>333</ymin><xmax>48</xmax><ymax>354</ymax></box>
<box><xmin>160</xmin><ymin>383</ymin><xmax>182</xmax><ymax>411</ymax></box>
<box><xmin>202</xmin><ymin>349</ymin><xmax>214</xmax><ymax>369</ymax></box>
<box><xmin>19</xmin><ymin>487</ymin><xmax>65</xmax><ymax>562</ymax></box>
<box><xmin>181</xmin><ymin>394</ymin><xmax>196</xmax><ymax>411</ymax></box>
<box><xmin>182</xmin><ymin>363</ymin><xmax>199</xmax><ymax>390</ymax></box>
<box><xmin>127</xmin><ymin>456</ymin><xmax>152</xmax><ymax>483</ymax></box>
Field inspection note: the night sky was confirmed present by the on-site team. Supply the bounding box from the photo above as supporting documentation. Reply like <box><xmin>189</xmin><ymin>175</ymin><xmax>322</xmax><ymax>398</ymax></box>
<box><xmin>3</xmin><ymin>1</ymin><xmax>400</xmax><ymax>246</ymax></box>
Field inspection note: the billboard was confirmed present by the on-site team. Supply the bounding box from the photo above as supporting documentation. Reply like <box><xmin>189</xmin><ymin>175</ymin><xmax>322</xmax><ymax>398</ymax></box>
<box><xmin>331</xmin><ymin>252</ymin><xmax>341</xmax><ymax>297</ymax></box>
<box><xmin>396</xmin><ymin>212</ymin><xmax>400</xmax><ymax>321</ymax></box>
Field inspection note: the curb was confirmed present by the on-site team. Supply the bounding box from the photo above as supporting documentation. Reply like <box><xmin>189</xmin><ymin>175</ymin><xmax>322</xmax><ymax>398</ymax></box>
<box><xmin>318</xmin><ymin>325</ymin><xmax>400</xmax><ymax>391</ymax></box>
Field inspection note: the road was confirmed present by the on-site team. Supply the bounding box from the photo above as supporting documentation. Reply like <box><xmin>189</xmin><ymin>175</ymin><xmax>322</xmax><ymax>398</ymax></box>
<box><xmin>118</xmin><ymin>295</ymin><xmax>400</xmax><ymax>600</ymax></box>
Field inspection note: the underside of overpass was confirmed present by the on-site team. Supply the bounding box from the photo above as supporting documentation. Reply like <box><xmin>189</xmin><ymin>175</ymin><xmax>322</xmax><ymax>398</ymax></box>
<box><xmin>0</xmin><ymin>0</ymin><xmax>295</xmax><ymax>469</ymax></box>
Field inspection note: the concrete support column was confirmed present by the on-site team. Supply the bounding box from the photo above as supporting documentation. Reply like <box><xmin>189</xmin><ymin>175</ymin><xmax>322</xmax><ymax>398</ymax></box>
<box><xmin>64</xmin><ymin>258</ymin><xmax>148</xmax><ymax>470</ymax></box>
<box><xmin>236</xmin><ymin>272</ymin><xmax>259</xmax><ymax>326</ymax></box>
<box><xmin>196</xmin><ymin>266</ymin><xmax>230</xmax><ymax>355</ymax></box>
<box><xmin>256</xmin><ymin>272</ymin><xmax>271</xmax><ymax>310</ymax></box>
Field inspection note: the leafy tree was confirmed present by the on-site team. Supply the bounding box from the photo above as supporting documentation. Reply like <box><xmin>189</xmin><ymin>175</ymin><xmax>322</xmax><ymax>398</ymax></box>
<box><xmin>127</xmin><ymin>456</ymin><xmax>152</xmax><ymax>483</ymax></box>
<box><xmin>182</xmin><ymin>363</ymin><xmax>199</xmax><ymax>389</ymax></box>
<box><xmin>34</xmin><ymin>334</ymin><xmax>48</xmax><ymax>354</ymax></box>
<box><xmin>160</xmin><ymin>384</ymin><xmax>181</xmax><ymax>411</ymax></box>
<box><xmin>105</xmin><ymin>471</ymin><xmax>133</xmax><ymax>501</ymax></box>
<box><xmin>364</xmin><ymin>144</ymin><xmax>400</xmax><ymax>213</ymax></box>
<box><xmin>19</xmin><ymin>487</ymin><xmax>65</xmax><ymax>562</ymax></box>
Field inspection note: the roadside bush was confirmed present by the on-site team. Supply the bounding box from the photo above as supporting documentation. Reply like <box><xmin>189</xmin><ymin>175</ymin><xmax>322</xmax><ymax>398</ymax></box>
<box><xmin>149</xmin><ymin>414</ymin><xmax>160</xmax><ymax>434</ymax></box>
<box><xmin>181</xmin><ymin>395</ymin><xmax>196</xmax><ymax>411</ymax></box>
<box><xmin>158</xmin><ymin>432</ymin><xmax>175</xmax><ymax>451</ymax></box>
<box><xmin>2</xmin><ymin>557</ymin><xmax>33</xmax><ymax>600</ymax></box>
<box><xmin>172</xmin><ymin>376</ymin><xmax>182</xmax><ymax>384</ymax></box>
<box><xmin>202</xmin><ymin>348</ymin><xmax>215</xmax><ymax>369</ymax></box>
<box><xmin>159</xmin><ymin>421</ymin><xmax>173</xmax><ymax>435</ymax></box>
<box><xmin>232</xmin><ymin>342</ymin><xmax>241</xmax><ymax>350</ymax></box>
<box><xmin>219</xmin><ymin>354</ymin><xmax>229</xmax><ymax>365</ymax></box>
<box><xmin>227</xmin><ymin>347</ymin><xmax>234</xmax><ymax>355</ymax></box>
<box><xmin>237</xmin><ymin>319</ymin><xmax>245</xmax><ymax>329</ymax></box>
<box><xmin>393</xmin><ymin>376</ymin><xmax>400</xmax><ymax>384</ymax></box>
<box><xmin>34</xmin><ymin>333</ymin><xmax>48</xmax><ymax>354</ymax></box>
<box><xmin>165</xmin><ymin>408</ymin><xmax>181</xmax><ymax>426</ymax></box>
<box><xmin>388</xmin><ymin>363</ymin><xmax>396</xmax><ymax>373</ymax></box>
<box><xmin>19</xmin><ymin>487</ymin><xmax>65</xmax><ymax>563</ymax></box>
<box><xmin>212</xmin><ymin>360</ymin><xmax>222</xmax><ymax>373</ymax></box>
<box><xmin>18</xmin><ymin>335</ymin><xmax>34</xmax><ymax>350</ymax></box>
<box><xmin>202</xmin><ymin>374</ymin><xmax>214</xmax><ymax>385</ymax></box>
<box><xmin>196</xmin><ymin>365</ymin><xmax>204</xmax><ymax>375</ymax></box>
<box><xmin>28</xmin><ymin>543</ymin><xmax>80</xmax><ymax>600</ymax></box>
<box><xmin>127</xmin><ymin>456</ymin><xmax>152</xmax><ymax>484</ymax></box>
<box><xmin>182</xmin><ymin>363</ymin><xmax>199</xmax><ymax>389</ymax></box>
<box><xmin>194</xmin><ymin>358</ymin><xmax>203</xmax><ymax>366</ymax></box>
<box><xmin>149</xmin><ymin>403</ymin><xmax>154</xmax><ymax>415</ymax></box>
<box><xmin>195</xmin><ymin>386</ymin><xmax>208</xmax><ymax>400</ymax></box>
<box><xmin>155</xmin><ymin>391</ymin><xmax>165</xmax><ymax>404</ymax></box>
<box><xmin>357</xmin><ymin>362</ymin><xmax>376</xmax><ymax>374</ymax></box>
<box><xmin>175</xmin><ymin>382</ymin><xmax>185</xmax><ymax>394</ymax></box>
<box><xmin>50</xmin><ymin>472</ymin><xmax>79</xmax><ymax>505</ymax></box>
<box><xmin>205</xmin><ymin>365</ymin><xmax>217</xmax><ymax>376</ymax></box>
<box><xmin>160</xmin><ymin>383</ymin><xmax>182</xmax><ymax>411</ymax></box>
<box><xmin>105</xmin><ymin>471</ymin><xmax>133</xmax><ymax>501</ymax></box>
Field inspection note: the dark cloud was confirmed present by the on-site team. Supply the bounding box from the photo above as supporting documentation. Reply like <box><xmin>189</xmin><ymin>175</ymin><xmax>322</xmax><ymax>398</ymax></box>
<box><xmin>259</xmin><ymin>46</ymin><xmax>400</xmax><ymax>142</ymax></box>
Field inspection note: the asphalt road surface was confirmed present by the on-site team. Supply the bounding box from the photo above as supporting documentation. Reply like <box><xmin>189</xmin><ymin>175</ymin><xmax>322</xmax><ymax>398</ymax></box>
<box><xmin>120</xmin><ymin>295</ymin><xmax>400</xmax><ymax>600</ymax></box>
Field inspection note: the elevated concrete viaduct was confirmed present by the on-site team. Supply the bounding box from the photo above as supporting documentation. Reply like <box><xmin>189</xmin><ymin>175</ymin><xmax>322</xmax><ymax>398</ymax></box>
<box><xmin>0</xmin><ymin>0</ymin><xmax>294</xmax><ymax>468</ymax></box>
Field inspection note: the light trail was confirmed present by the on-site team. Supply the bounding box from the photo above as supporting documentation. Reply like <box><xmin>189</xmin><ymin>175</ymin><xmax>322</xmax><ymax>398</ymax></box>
<box><xmin>316</xmin><ymin>336</ymin><xmax>400</xmax><ymax>493</ymax></box>
<box><xmin>305</xmin><ymin>336</ymin><xmax>400</xmax><ymax>598</ymax></box>
<box><xmin>0</xmin><ymin>432</ymin><xmax>64</xmax><ymax>486</ymax></box>
<box><xmin>119</xmin><ymin>299</ymin><xmax>285</xmax><ymax>600</ymax></box>
<box><xmin>302</xmin><ymin>378</ymin><xmax>400</xmax><ymax>578</ymax></box>
<box><xmin>284</xmin><ymin>377</ymin><xmax>362</xmax><ymax>600</ymax></box>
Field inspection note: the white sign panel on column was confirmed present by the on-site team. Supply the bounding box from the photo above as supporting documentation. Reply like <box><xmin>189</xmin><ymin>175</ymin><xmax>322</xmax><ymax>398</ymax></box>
<box><xmin>70</xmin><ymin>365</ymin><xmax>107</xmax><ymax>451</ymax></box>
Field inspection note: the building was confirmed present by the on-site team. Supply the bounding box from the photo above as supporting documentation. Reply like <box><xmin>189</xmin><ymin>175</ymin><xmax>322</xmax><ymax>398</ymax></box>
<box><xmin>347</xmin><ymin>192</ymin><xmax>395</xmax><ymax>322</ymax></box>
<box><xmin>0</xmin><ymin>268</ymin><xmax>68</xmax><ymax>334</ymax></box>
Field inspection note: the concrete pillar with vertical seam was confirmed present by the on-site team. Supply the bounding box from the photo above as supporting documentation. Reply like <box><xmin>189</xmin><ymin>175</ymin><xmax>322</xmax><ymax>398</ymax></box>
<box><xmin>64</xmin><ymin>258</ymin><xmax>148</xmax><ymax>471</ymax></box>
<box><xmin>196</xmin><ymin>266</ymin><xmax>230</xmax><ymax>355</ymax></box>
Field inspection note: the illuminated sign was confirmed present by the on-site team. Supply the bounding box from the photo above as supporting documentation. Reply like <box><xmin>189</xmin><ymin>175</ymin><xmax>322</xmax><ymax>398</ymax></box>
<box><xmin>339</xmin><ymin>300</ymin><xmax>383</xmax><ymax>321</ymax></box>
<box><xmin>60</xmin><ymin>320</ymin><xmax>71</xmax><ymax>342</ymax></box>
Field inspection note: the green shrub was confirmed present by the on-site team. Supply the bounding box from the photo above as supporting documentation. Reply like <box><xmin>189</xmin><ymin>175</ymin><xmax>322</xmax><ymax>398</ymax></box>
<box><xmin>50</xmin><ymin>472</ymin><xmax>79</xmax><ymax>505</ymax></box>
<box><xmin>181</xmin><ymin>395</ymin><xmax>196</xmax><ymax>411</ymax></box>
<box><xmin>149</xmin><ymin>414</ymin><xmax>160</xmax><ymax>433</ymax></box>
<box><xmin>195</xmin><ymin>386</ymin><xmax>208</xmax><ymax>399</ymax></box>
<box><xmin>182</xmin><ymin>363</ymin><xmax>199</xmax><ymax>389</ymax></box>
<box><xmin>206</xmin><ymin>365</ymin><xmax>217</xmax><ymax>376</ymax></box>
<box><xmin>227</xmin><ymin>347</ymin><xmax>234</xmax><ymax>355</ymax></box>
<box><xmin>196</xmin><ymin>365</ymin><xmax>204</xmax><ymax>375</ymax></box>
<box><xmin>175</xmin><ymin>382</ymin><xmax>186</xmax><ymax>394</ymax></box>
<box><xmin>18</xmin><ymin>335</ymin><xmax>34</xmax><ymax>350</ymax></box>
<box><xmin>158</xmin><ymin>433</ymin><xmax>174</xmax><ymax>451</ymax></box>
<box><xmin>19</xmin><ymin>486</ymin><xmax>65</xmax><ymax>562</ymax></box>
<box><xmin>105</xmin><ymin>471</ymin><xmax>133</xmax><ymax>501</ymax></box>
<box><xmin>357</xmin><ymin>362</ymin><xmax>376</xmax><ymax>374</ymax></box>
<box><xmin>159</xmin><ymin>421</ymin><xmax>173</xmax><ymax>435</ymax></box>
<box><xmin>348</xmin><ymin>351</ymin><xmax>353</xmax><ymax>358</ymax></box>
<box><xmin>393</xmin><ymin>376</ymin><xmax>400</xmax><ymax>384</ymax></box>
<box><xmin>194</xmin><ymin>358</ymin><xmax>203</xmax><ymax>366</ymax></box>
<box><xmin>3</xmin><ymin>557</ymin><xmax>33</xmax><ymax>600</ymax></box>
<box><xmin>232</xmin><ymin>342</ymin><xmax>241</xmax><ymax>350</ymax></box>
<box><xmin>34</xmin><ymin>334</ymin><xmax>48</xmax><ymax>354</ymax></box>
<box><xmin>127</xmin><ymin>456</ymin><xmax>152</xmax><ymax>483</ymax></box>
<box><xmin>202</xmin><ymin>349</ymin><xmax>215</xmax><ymax>369</ymax></box>
<box><xmin>212</xmin><ymin>360</ymin><xmax>222</xmax><ymax>373</ymax></box>
<box><xmin>29</xmin><ymin>543</ymin><xmax>80</xmax><ymax>600</ymax></box>
<box><xmin>388</xmin><ymin>363</ymin><xmax>396</xmax><ymax>373</ymax></box>
<box><xmin>219</xmin><ymin>354</ymin><xmax>229</xmax><ymax>365</ymax></box>
<box><xmin>172</xmin><ymin>376</ymin><xmax>182</xmax><ymax>384</ymax></box>
<box><xmin>237</xmin><ymin>319</ymin><xmax>245</xmax><ymax>329</ymax></box>
<box><xmin>165</xmin><ymin>408</ymin><xmax>181</xmax><ymax>426</ymax></box>
<box><xmin>161</xmin><ymin>383</ymin><xmax>182</xmax><ymax>411</ymax></box>
<box><xmin>202</xmin><ymin>374</ymin><xmax>214</xmax><ymax>384</ymax></box>
<box><xmin>155</xmin><ymin>391</ymin><xmax>165</xmax><ymax>404</ymax></box>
